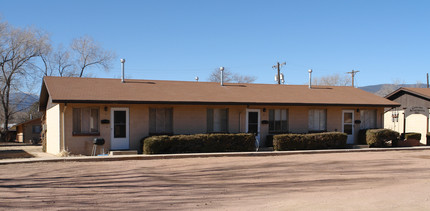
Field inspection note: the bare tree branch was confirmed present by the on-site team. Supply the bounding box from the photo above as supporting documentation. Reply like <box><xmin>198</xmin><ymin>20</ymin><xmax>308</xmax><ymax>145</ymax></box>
<box><xmin>207</xmin><ymin>68</ymin><xmax>257</xmax><ymax>83</ymax></box>
<box><xmin>0</xmin><ymin>20</ymin><xmax>49</xmax><ymax>140</ymax></box>
<box><xmin>312</xmin><ymin>73</ymin><xmax>351</xmax><ymax>86</ymax></box>
<box><xmin>71</xmin><ymin>35</ymin><xmax>116</xmax><ymax>77</ymax></box>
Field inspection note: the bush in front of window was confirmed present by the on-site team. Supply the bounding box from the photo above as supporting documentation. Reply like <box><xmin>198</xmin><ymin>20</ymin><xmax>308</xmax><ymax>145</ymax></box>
<box><xmin>365</xmin><ymin>129</ymin><xmax>399</xmax><ymax>147</ymax></box>
<box><xmin>273</xmin><ymin>132</ymin><xmax>347</xmax><ymax>151</ymax></box>
<box><xmin>143</xmin><ymin>133</ymin><xmax>255</xmax><ymax>154</ymax></box>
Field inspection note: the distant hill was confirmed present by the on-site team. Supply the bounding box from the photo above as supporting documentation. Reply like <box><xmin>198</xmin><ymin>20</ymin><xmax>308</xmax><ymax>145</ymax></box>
<box><xmin>359</xmin><ymin>84</ymin><xmax>427</xmax><ymax>96</ymax></box>
<box><xmin>9</xmin><ymin>92</ymin><xmax>39</xmax><ymax>111</ymax></box>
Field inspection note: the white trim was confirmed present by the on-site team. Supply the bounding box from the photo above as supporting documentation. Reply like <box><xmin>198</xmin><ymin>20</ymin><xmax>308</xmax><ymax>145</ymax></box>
<box><xmin>110</xmin><ymin>107</ymin><xmax>130</xmax><ymax>150</ymax></box>
<box><xmin>342</xmin><ymin>110</ymin><xmax>355</xmax><ymax>144</ymax></box>
<box><xmin>246</xmin><ymin>109</ymin><xmax>260</xmax><ymax>134</ymax></box>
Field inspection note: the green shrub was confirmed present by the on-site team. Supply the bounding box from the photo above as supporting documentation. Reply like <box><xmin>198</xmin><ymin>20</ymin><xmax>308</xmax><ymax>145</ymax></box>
<box><xmin>358</xmin><ymin>129</ymin><xmax>374</xmax><ymax>145</ymax></box>
<box><xmin>143</xmin><ymin>133</ymin><xmax>255</xmax><ymax>154</ymax></box>
<box><xmin>366</xmin><ymin>129</ymin><xmax>399</xmax><ymax>147</ymax></box>
<box><xmin>404</xmin><ymin>133</ymin><xmax>421</xmax><ymax>141</ymax></box>
<box><xmin>273</xmin><ymin>132</ymin><xmax>347</xmax><ymax>151</ymax></box>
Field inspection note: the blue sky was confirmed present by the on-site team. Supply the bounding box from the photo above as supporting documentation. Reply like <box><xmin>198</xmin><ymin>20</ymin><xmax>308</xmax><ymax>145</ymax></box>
<box><xmin>2</xmin><ymin>0</ymin><xmax>430</xmax><ymax>86</ymax></box>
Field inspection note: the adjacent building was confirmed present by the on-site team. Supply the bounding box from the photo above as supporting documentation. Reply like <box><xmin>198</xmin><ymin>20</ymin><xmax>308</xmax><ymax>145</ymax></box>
<box><xmin>384</xmin><ymin>87</ymin><xmax>430</xmax><ymax>145</ymax></box>
<box><xmin>15</xmin><ymin>118</ymin><xmax>42</xmax><ymax>143</ymax></box>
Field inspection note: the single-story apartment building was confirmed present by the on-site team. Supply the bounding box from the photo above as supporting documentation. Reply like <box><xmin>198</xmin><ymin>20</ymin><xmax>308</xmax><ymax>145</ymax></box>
<box><xmin>39</xmin><ymin>76</ymin><xmax>399</xmax><ymax>155</ymax></box>
<box><xmin>15</xmin><ymin>118</ymin><xmax>42</xmax><ymax>143</ymax></box>
<box><xmin>384</xmin><ymin>87</ymin><xmax>430</xmax><ymax>145</ymax></box>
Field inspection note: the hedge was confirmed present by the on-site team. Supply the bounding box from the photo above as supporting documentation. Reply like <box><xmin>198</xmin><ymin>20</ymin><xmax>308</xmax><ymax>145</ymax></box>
<box><xmin>273</xmin><ymin>132</ymin><xmax>347</xmax><ymax>151</ymax></box>
<box><xmin>358</xmin><ymin>129</ymin><xmax>375</xmax><ymax>145</ymax></box>
<box><xmin>365</xmin><ymin>129</ymin><xmax>399</xmax><ymax>147</ymax></box>
<box><xmin>403</xmin><ymin>133</ymin><xmax>421</xmax><ymax>141</ymax></box>
<box><xmin>143</xmin><ymin>133</ymin><xmax>255</xmax><ymax>154</ymax></box>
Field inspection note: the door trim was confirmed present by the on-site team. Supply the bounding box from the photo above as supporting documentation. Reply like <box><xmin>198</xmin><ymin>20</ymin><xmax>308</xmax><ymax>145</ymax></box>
<box><xmin>246</xmin><ymin>109</ymin><xmax>260</xmax><ymax>135</ymax></box>
<box><xmin>110</xmin><ymin>107</ymin><xmax>130</xmax><ymax>150</ymax></box>
<box><xmin>342</xmin><ymin>110</ymin><xmax>354</xmax><ymax>144</ymax></box>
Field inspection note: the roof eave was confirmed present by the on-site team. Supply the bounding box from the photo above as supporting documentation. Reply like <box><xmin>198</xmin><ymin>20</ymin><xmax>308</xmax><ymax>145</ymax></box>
<box><xmin>51</xmin><ymin>99</ymin><xmax>400</xmax><ymax>107</ymax></box>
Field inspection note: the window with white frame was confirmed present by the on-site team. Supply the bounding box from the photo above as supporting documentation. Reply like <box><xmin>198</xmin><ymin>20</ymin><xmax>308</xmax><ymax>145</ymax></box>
<box><xmin>269</xmin><ymin>109</ymin><xmax>288</xmax><ymax>133</ymax></box>
<box><xmin>308</xmin><ymin>109</ymin><xmax>327</xmax><ymax>132</ymax></box>
<box><xmin>73</xmin><ymin>107</ymin><xmax>99</xmax><ymax>134</ymax></box>
<box><xmin>360</xmin><ymin>109</ymin><xmax>377</xmax><ymax>129</ymax></box>
<box><xmin>149</xmin><ymin>108</ymin><xmax>173</xmax><ymax>134</ymax></box>
<box><xmin>207</xmin><ymin>108</ymin><xmax>228</xmax><ymax>133</ymax></box>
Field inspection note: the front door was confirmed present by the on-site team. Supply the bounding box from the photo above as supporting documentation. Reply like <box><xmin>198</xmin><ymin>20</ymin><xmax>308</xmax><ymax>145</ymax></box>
<box><xmin>246</xmin><ymin>109</ymin><xmax>260</xmax><ymax>146</ymax></box>
<box><xmin>111</xmin><ymin>108</ymin><xmax>129</xmax><ymax>150</ymax></box>
<box><xmin>342</xmin><ymin>110</ymin><xmax>354</xmax><ymax>144</ymax></box>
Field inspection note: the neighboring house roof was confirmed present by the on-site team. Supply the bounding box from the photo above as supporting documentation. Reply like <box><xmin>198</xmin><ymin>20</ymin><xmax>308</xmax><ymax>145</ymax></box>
<box><xmin>14</xmin><ymin>118</ymin><xmax>42</xmax><ymax>128</ymax></box>
<box><xmin>3</xmin><ymin>123</ymin><xmax>17</xmax><ymax>131</ymax></box>
<box><xmin>385</xmin><ymin>87</ymin><xmax>430</xmax><ymax>101</ymax></box>
<box><xmin>39</xmin><ymin>76</ymin><xmax>399</xmax><ymax>110</ymax></box>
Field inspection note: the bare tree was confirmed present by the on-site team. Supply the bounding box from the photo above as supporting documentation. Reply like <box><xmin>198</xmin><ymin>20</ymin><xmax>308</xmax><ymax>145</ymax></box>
<box><xmin>0</xmin><ymin>21</ymin><xmax>49</xmax><ymax>140</ymax></box>
<box><xmin>52</xmin><ymin>45</ymin><xmax>75</xmax><ymax>77</ymax></box>
<box><xmin>207</xmin><ymin>68</ymin><xmax>257</xmax><ymax>83</ymax></box>
<box><xmin>71</xmin><ymin>35</ymin><xmax>116</xmax><ymax>77</ymax></box>
<box><xmin>312</xmin><ymin>73</ymin><xmax>351</xmax><ymax>86</ymax></box>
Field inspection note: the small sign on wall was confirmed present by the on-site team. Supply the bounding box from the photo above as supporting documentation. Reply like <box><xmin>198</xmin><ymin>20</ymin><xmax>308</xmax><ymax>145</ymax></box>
<box><xmin>405</xmin><ymin>106</ymin><xmax>429</xmax><ymax>117</ymax></box>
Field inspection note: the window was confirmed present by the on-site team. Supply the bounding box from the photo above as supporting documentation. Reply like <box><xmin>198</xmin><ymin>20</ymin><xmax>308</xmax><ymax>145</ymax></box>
<box><xmin>32</xmin><ymin>125</ymin><xmax>42</xmax><ymax>134</ymax></box>
<box><xmin>73</xmin><ymin>107</ymin><xmax>99</xmax><ymax>134</ymax></box>
<box><xmin>269</xmin><ymin>109</ymin><xmax>288</xmax><ymax>133</ymax></box>
<box><xmin>360</xmin><ymin>109</ymin><xmax>377</xmax><ymax>129</ymax></box>
<box><xmin>207</xmin><ymin>108</ymin><xmax>228</xmax><ymax>133</ymax></box>
<box><xmin>149</xmin><ymin>108</ymin><xmax>173</xmax><ymax>134</ymax></box>
<box><xmin>308</xmin><ymin>109</ymin><xmax>327</xmax><ymax>132</ymax></box>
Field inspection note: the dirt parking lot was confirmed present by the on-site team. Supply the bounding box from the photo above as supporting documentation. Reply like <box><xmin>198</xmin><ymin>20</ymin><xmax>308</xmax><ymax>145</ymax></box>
<box><xmin>1</xmin><ymin>150</ymin><xmax>430</xmax><ymax>210</ymax></box>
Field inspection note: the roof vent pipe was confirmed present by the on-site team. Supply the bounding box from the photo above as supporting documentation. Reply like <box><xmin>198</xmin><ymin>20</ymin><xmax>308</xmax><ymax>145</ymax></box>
<box><xmin>220</xmin><ymin>67</ymin><xmax>225</xmax><ymax>86</ymax></box>
<box><xmin>308</xmin><ymin>69</ymin><xmax>313</xmax><ymax>89</ymax></box>
<box><xmin>120</xmin><ymin>58</ymin><xmax>126</xmax><ymax>83</ymax></box>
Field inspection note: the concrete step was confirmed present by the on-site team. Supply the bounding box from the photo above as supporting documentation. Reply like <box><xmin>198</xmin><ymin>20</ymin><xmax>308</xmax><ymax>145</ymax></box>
<box><xmin>350</xmin><ymin>145</ymin><xmax>370</xmax><ymax>149</ymax></box>
<box><xmin>258</xmin><ymin>147</ymin><xmax>274</xmax><ymax>151</ymax></box>
<box><xmin>109</xmin><ymin>150</ymin><xmax>138</xmax><ymax>156</ymax></box>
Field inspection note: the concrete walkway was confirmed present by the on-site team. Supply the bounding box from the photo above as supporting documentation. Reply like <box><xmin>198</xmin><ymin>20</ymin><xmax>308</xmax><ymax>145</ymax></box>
<box><xmin>1</xmin><ymin>145</ymin><xmax>430</xmax><ymax>165</ymax></box>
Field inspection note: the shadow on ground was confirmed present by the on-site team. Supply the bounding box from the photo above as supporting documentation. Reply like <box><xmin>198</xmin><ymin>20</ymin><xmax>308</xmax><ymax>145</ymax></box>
<box><xmin>0</xmin><ymin>150</ymin><xmax>34</xmax><ymax>159</ymax></box>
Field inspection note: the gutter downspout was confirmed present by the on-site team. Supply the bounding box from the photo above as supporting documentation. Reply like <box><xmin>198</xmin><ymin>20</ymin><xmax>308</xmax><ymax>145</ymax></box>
<box><xmin>62</xmin><ymin>103</ymin><xmax>67</xmax><ymax>152</ymax></box>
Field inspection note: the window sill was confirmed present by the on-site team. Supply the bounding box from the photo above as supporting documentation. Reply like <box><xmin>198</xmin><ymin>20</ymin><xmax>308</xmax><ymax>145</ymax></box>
<box><xmin>73</xmin><ymin>133</ymin><xmax>100</xmax><ymax>136</ymax></box>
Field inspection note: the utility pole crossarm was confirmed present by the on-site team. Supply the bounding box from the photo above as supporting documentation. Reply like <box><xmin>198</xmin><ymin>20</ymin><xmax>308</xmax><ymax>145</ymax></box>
<box><xmin>346</xmin><ymin>70</ymin><xmax>359</xmax><ymax>87</ymax></box>
<box><xmin>272</xmin><ymin>61</ymin><xmax>286</xmax><ymax>84</ymax></box>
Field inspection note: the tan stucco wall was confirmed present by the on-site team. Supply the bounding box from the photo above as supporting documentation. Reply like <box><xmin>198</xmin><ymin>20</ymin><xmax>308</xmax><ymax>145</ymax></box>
<box><xmin>47</xmin><ymin>103</ymin><xmax>386</xmax><ymax>155</ymax></box>
<box><xmin>384</xmin><ymin>110</ymin><xmax>428</xmax><ymax>144</ymax></box>
<box><xmin>46</xmin><ymin>104</ymin><xmax>61</xmax><ymax>155</ymax></box>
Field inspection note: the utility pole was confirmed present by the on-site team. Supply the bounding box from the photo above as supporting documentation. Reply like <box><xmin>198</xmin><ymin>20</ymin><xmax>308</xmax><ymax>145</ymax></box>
<box><xmin>427</xmin><ymin>73</ymin><xmax>429</xmax><ymax>88</ymax></box>
<box><xmin>346</xmin><ymin>70</ymin><xmax>359</xmax><ymax>87</ymax></box>
<box><xmin>272</xmin><ymin>62</ymin><xmax>286</xmax><ymax>84</ymax></box>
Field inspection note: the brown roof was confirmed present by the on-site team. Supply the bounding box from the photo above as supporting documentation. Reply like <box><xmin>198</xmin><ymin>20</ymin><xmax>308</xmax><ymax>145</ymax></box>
<box><xmin>385</xmin><ymin>87</ymin><xmax>430</xmax><ymax>101</ymax></box>
<box><xmin>39</xmin><ymin>76</ymin><xmax>399</xmax><ymax>110</ymax></box>
<box><xmin>15</xmin><ymin>118</ymin><xmax>42</xmax><ymax>127</ymax></box>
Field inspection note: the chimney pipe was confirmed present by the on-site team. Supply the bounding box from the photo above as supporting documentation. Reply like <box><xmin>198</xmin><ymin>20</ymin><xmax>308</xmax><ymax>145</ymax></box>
<box><xmin>308</xmin><ymin>69</ymin><xmax>313</xmax><ymax>89</ymax></box>
<box><xmin>220</xmin><ymin>67</ymin><xmax>225</xmax><ymax>86</ymax></box>
<box><xmin>120</xmin><ymin>58</ymin><xmax>126</xmax><ymax>83</ymax></box>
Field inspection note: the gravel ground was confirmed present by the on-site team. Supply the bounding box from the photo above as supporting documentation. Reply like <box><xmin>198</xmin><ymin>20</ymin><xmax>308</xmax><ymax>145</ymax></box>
<box><xmin>1</xmin><ymin>150</ymin><xmax>430</xmax><ymax>210</ymax></box>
